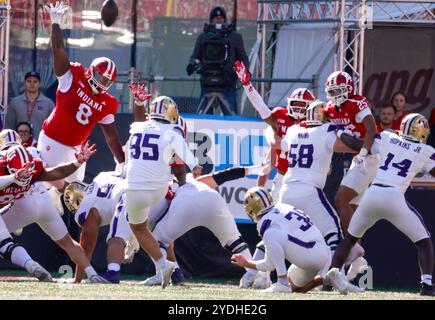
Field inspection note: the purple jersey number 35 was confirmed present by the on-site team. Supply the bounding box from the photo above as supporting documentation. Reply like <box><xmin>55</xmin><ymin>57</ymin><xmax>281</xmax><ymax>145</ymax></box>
<box><xmin>129</xmin><ymin>133</ymin><xmax>160</xmax><ymax>161</ymax></box>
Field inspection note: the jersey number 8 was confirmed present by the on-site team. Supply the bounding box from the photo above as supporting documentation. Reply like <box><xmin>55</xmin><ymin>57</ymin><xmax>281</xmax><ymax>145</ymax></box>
<box><xmin>76</xmin><ymin>103</ymin><xmax>93</xmax><ymax>125</ymax></box>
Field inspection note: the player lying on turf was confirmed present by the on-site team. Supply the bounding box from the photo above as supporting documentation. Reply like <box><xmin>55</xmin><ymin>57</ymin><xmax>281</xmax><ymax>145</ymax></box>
<box><xmin>326</xmin><ymin>114</ymin><xmax>435</xmax><ymax>296</ymax></box>
<box><xmin>0</xmin><ymin>139</ymin><xmax>108</xmax><ymax>283</ymax></box>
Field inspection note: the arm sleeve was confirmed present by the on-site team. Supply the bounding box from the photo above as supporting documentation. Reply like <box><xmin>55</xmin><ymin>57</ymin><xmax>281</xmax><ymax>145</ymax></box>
<box><xmin>98</xmin><ymin>114</ymin><xmax>115</xmax><ymax>125</ymax></box>
<box><xmin>244</xmin><ymin>84</ymin><xmax>272</xmax><ymax>119</ymax></box>
<box><xmin>57</xmin><ymin>69</ymin><xmax>73</xmax><ymax>93</ymax></box>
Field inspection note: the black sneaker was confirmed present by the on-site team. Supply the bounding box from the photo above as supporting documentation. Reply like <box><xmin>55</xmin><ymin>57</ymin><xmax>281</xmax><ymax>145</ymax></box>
<box><xmin>420</xmin><ymin>282</ymin><xmax>434</xmax><ymax>296</ymax></box>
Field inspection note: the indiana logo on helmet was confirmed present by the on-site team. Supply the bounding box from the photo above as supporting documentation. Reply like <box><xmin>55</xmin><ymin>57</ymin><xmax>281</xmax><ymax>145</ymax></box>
<box><xmin>325</xmin><ymin>71</ymin><xmax>355</xmax><ymax>106</ymax></box>
<box><xmin>5</xmin><ymin>145</ymin><xmax>35</xmax><ymax>185</ymax></box>
<box><xmin>287</xmin><ymin>88</ymin><xmax>315</xmax><ymax>120</ymax></box>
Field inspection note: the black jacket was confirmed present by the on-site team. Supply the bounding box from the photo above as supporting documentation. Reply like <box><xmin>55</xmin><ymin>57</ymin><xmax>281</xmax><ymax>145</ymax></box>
<box><xmin>187</xmin><ymin>28</ymin><xmax>249</xmax><ymax>90</ymax></box>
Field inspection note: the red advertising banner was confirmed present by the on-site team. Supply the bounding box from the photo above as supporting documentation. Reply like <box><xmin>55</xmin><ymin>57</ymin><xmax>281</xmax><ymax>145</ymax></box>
<box><xmin>363</xmin><ymin>26</ymin><xmax>435</xmax><ymax>117</ymax></box>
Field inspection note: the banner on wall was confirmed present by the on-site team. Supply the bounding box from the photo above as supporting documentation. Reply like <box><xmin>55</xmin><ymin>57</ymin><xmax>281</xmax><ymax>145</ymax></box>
<box><xmin>363</xmin><ymin>27</ymin><xmax>435</xmax><ymax>117</ymax></box>
<box><xmin>182</xmin><ymin>115</ymin><xmax>272</xmax><ymax>223</ymax></box>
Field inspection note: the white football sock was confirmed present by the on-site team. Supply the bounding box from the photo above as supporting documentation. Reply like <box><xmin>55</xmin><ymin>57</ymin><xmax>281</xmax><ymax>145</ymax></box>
<box><xmin>421</xmin><ymin>274</ymin><xmax>432</xmax><ymax>286</ymax></box>
<box><xmin>84</xmin><ymin>266</ymin><xmax>97</xmax><ymax>278</ymax></box>
<box><xmin>108</xmin><ymin>263</ymin><xmax>120</xmax><ymax>272</ymax></box>
<box><xmin>10</xmin><ymin>246</ymin><xmax>32</xmax><ymax>268</ymax></box>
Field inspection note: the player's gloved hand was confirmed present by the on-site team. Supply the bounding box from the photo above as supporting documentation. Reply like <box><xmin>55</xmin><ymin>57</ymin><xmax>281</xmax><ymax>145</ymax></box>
<box><xmin>233</xmin><ymin>61</ymin><xmax>251</xmax><ymax>86</ymax></box>
<box><xmin>44</xmin><ymin>1</ymin><xmax>69</xmax><ymax>25</ymax></box>
<box><xmin>128</xmin><ymin>82</ymin><xmax>152</xmax><ymax>107</ymax></box>
<box><xmin>14</xmin><ymin>161</ymin><xmax>36</xmax><ymax>186</ymax></box>
<box><xmin>74</xmin><ymin>140</ymin><xmax>97</xmax><ymax>166</ymax></box>
<box><xmin>354</xmin><ymin>147</ymin><xmax>368</xmax><ymax>173</ymax></box>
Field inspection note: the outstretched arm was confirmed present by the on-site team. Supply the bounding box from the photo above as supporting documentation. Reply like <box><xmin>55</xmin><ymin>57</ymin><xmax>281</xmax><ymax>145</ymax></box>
<box><xmin>233</xmin><ymin>61</ymin><xmax>278</xmax><ymax>132</ymax></box>
<box><xmin>37</xmin><ymin>140</ymin><xmax>97</xmax><ymax>181</ymax></box>
<box><xmin>45</xmin><ymin>2</ymin><xmax>70</xmax><ymax>76</ymax></box>
<box><xmin>129</xmin><ymin>82</ymin><xmax>152</xmax><ymax>122</ymax></box>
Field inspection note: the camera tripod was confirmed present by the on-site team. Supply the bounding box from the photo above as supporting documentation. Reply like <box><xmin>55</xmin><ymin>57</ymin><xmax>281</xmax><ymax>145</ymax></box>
<box><xmin>196</xmin><ymin>92</ymin><xmax>236</xmax><ymax>116</ymax></box>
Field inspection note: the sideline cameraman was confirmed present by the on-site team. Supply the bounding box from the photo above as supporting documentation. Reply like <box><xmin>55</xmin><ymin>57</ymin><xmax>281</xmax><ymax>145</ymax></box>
<box><xmin>186</xmin><ymin>6</ymin><xmax>249</xmax><ymax>115</ymax></box>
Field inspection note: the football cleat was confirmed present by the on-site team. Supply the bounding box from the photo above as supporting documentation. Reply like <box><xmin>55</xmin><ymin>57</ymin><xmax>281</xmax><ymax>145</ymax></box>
<box><xmin>420</xmin><ymin>282</ymin><xmax>434</xmax><ymax>296</ymax></box>
<box><xmin>253</xmin><ymin>271</ymin><xmax>272</xmax><ymax>289</ymax></box>
<box><xmin>239</xmin><ymin>271</ymin><xmax>257</xmax><ymax>288</ymax></box>
<box><xmin>171</xmin><ymin>268</ymin><xmax>185</xmax><ymax>285</ymax></box>
<box><xmin>123</xmin><ymin>235</ymin><xmax>140</xmax><ymax>264</ymax></box>
<box><xmin>140</xmin><ymin>274</ymin><xmax>161</xmax><ymax>286</ymax></box>
<box><xmin>86</xmin><ymin>274</ymin><xmax>111</xmax><ymax>284</ymax></box>
<box><xmin>263</xmin><ymin>282</ymin><xmax>292</xmax><ymax>293</ymax></box>
<box><xmin>25</xmin><ymin>260</ymin><xmax>53</xmax><ymax>282</ymax></box>
<box><xmin>160</xmin><ymin>261</ymin><xmax>176</xmax><ymax>289</ymax></box>
<box><xmin>326</xmin><ymin>268</ymin><xmax>349</xmax><ymax>295</ymax></box>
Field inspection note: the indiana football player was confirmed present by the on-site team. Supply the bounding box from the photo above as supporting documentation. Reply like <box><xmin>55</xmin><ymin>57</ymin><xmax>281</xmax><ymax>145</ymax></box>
<box><xmin>42</xmin><ymin>2</ymin><xmax>125</xmax><ymax>213</ymax></box>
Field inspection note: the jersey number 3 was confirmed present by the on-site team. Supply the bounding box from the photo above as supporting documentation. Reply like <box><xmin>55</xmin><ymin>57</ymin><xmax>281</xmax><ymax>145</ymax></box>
<box><xmin>76</xmin><ymin>103</ymin><xmax>93</xmax><ymax>125</ymax></box>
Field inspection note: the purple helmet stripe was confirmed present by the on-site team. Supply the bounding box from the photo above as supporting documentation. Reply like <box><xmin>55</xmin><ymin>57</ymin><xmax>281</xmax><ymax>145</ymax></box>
<box><xmin>257</xmin><ymin>188</ymin><xmax>272</xmax><ymax>206</ymax></box>
<box><xmin>255</xmin><ymin>190</ymin><xmax>269</xmax><ymax>208</ymax></box>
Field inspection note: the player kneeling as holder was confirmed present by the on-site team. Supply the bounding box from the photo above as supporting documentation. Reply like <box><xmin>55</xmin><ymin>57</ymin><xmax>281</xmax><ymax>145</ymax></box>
<box><xmin>231</xmin><ymin>187</ymin><xmax>363</xmax><ymax>294</ymax></box>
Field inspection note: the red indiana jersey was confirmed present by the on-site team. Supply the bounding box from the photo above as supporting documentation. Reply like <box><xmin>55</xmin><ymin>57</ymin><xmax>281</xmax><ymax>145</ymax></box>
<box><xmin>271</xmin><ymin>107</ymin><xmax>298</xmax><ymax>174</ymax></box>
<box><xmin>42</xmin><ymin>62</ymin><xmax>118</xmax><ymax>147</ymax></box>
<box><xmin>0</xmin><ymin>158</ymin><xmax>44</xmax><ymax>206</ymax></box>
<box><xmin>323</xmin><ymin>95</ymin><xmax>371</xmax><ymax>139</ymax></box>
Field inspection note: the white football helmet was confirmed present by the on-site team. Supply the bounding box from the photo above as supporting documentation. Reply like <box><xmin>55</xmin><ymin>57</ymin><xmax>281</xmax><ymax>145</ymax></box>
<box><xmin>325</xmin><ymin>71</ymin><xmax>355</xmax><ymax>106</ymax></box>
<box><xmin>305</xmin><ymin>100</ymin><xmax>327</xmax><ymax>126</ymax></box>
<box><xmin>286</xmin><ymin>88</ymin><xmax>315</xmax><ymax>120</ymax></box>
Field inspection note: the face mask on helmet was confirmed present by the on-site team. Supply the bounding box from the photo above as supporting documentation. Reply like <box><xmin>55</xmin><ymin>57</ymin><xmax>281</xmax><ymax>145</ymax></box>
<box><xmin>286</xmin><ymin>88</ymin><xmax>315</xmax><ymax>120</ymax></box>
<box><xmin>244</xmin><ymin>187</ymin><xmax>274</xmax><ymax>223</ymax></box>
<box><xmin>325</xmin><ymin>71</ymin><xmax>354</xmax><ymax>106</ymax></box>
<box><xmin>6</xmin><ymin>145</ymin><xmax>34</xmax><ymax>185</ymax></box>
<box><xmin>0</xmin><ymin>129</ymin><xmax>22</xmax><ymax>151</ymax></box>
<box><xmin>399</xmin><ymin>113</ymin><xmax>430</xmax><ymax>144</ymax></box>
<box><xmin>64</xmin><ymin>182</ymin><xmax>88</xmax><ymax>214</ymax></box>
<box><xmin>86</xmin><ymin>57</ymin><xmax>117</xmax><ymax>95</ymax></box>
<box><xmin>305</xmin><ymin>101</ymin><xmax>326</xmax><ymax>126</ymax></box>
<box><xmin>149</xmin><ymin>96</ymin><xmax>179</xmax><ymax>124</ymax></box>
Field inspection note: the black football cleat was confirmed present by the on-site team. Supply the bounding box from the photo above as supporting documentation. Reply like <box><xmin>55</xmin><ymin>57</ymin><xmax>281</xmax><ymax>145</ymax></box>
<box><xmin>420</xmin><ymin>282</ymin><xmax>434</xmax><ymax>296</ymax></box>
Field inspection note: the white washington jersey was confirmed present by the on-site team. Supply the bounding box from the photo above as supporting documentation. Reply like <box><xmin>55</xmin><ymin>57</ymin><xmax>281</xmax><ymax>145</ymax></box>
<box><xmin>256</xmin><ymin>203</ymin><xmax>324</xmax><ymax>245</ymax></box>
<box><xmin>371</xmin><ymin>130</ymin><xmax>435</xmax><ymax>193</ymax></box>
<box><xmin>282</xmin><ymin>123</ymin><xmax>337</xmax><ymax>189</ymax></box>
<box><xmin>75</xmin><ymin>171</ymin><xmax>125</xmax><ymax>227</ymax></box>
<box><xmin>126</xmin><ymin>120</ymin><xmax>197</xmax><ymax>190</ymax></box>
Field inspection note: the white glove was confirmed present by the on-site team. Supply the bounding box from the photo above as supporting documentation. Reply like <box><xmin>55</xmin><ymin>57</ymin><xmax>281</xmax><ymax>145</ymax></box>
<box><xmin>354</xmin><ymin>147</ymin><xmax>368</xmax><ymax>173</ymax></box>
<box><xmin>44</xmin><ymin>1</ymin><xmax>69</xmax><ymax>25</ymax></box>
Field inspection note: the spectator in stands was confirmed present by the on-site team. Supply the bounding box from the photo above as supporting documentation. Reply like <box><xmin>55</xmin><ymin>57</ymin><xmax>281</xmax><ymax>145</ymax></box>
<box><xmin>15</xmin><ymin>121</ymin><xmax>38</xmax><ymax>148</ymax></box>
<box><xmin>186</xmin><ymin>6</ymin><xmax>249</xmax><ymax>115</ymax></box>
<box><xmin>5</xmin><ymin>71</ymin><xmax>54</xmax><ymax>139</ymax></box>
<box><xmin>376</xmin><ymin>104</ymin><xmax>397</xmax><ymax>132</ymax></box>
<box><xmin>390</xmin><ymin>92</ymin><xmax>408</xmax><ymax>130</ymax></box>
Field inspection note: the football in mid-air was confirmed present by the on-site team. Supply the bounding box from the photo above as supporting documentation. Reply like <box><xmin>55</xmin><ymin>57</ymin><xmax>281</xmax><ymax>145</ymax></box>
<box><xmin>101</xmin><ymin>0</ymin><xmax>118</xmax><ymax>27</ymax></box>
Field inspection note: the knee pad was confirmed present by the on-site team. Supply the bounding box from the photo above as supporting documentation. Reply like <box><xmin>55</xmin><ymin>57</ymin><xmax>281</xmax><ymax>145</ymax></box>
<box><xmin>212</xmin><ymin>167</ymin><xmax>245</xmax><ymax>186</ymax></box>
<box><xmin>0</xmin><ymin>238</ymin><xmax>21</xmax><ymax>261</ymax></box>
<box><xmin>225</xmin><ymin>236</ymin><xmax>248</xmax><ymax>254</ymax></box>
<box><xmin>255</xmin><ymin>241</ymin><xmax>266</xmax><ymax>253</ymax></box>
